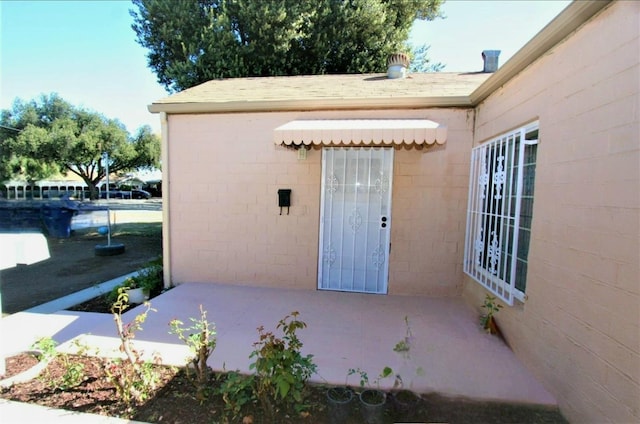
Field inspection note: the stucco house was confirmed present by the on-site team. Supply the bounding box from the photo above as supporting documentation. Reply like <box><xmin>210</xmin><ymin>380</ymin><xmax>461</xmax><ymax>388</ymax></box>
<box><xmin>149</xmin><ymin>1</ymin><xmax>638</xmax><ymax>422</ymax></box>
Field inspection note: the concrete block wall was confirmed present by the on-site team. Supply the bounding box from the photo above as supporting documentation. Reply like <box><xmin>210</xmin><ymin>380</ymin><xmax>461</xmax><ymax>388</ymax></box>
<box><xmin>167</xmin><ymin>112</ymin><xmax>320</xmax><ymax>289</ymax></box>
<box><xmin>389</xmin><ymin>109</ymin><xmax>475</xmax><ymax>295</ymax></box>
<box><xmin>166</xmin><ymin>108</ymin><xmax>474</xmax><ymax>296</ymax></box>
<box><xmin>464</xmin><ymin>2</ymin><xmax>639</xmax><ymax>422</ymax></box>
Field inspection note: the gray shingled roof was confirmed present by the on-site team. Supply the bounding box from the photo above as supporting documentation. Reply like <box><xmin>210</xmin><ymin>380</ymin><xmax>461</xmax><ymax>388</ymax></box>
<box><xmin>148</xmin><ymin>72</ymin><xmax>491</xmax><ymax>113</ymax></box>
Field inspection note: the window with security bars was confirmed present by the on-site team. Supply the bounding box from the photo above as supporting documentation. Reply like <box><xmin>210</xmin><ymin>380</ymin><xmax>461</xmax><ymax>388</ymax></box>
<box><xmin>464</xmin><ymin>122</ymin><xmax>539</xmax><ymax>305</ymax></box>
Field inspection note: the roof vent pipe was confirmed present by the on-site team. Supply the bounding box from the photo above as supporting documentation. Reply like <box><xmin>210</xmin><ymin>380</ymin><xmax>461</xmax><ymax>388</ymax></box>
<box><xmin>387</xmin><ymin>53</ymin><xmax>410</xmax><ymax>79</ymax></box>
<box><xmin>482</xmin><ymin>50</ymin><xmax>501</xmax><ymax>73</ymax></box>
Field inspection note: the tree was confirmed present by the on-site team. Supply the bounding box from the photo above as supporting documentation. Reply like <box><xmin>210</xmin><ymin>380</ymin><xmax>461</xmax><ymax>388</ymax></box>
<box><xmin>409</xmin><ymin>44</ymin><xmax>445</xmax><ymax>73</ymax></box>
<box><xmin>0</xmin><ymin>94</ymin><xmax>161</xmax><ymax>199</ymax></box>
<box><xmin>130</xmin><ymin>0</ymin><xmax>445</xmax><ymax>92</ymax></box>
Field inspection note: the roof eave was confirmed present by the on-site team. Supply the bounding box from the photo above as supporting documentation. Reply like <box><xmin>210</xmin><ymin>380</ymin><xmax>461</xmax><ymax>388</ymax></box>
<box><xmin>147</xmin><ymin>96</ymin><xmax>474</xmax><ymax>114</ymax></box>
<box><xmin>470</xmin><ymin>0</ymin><xmax>612</xmax><ymax>105</ymax></box>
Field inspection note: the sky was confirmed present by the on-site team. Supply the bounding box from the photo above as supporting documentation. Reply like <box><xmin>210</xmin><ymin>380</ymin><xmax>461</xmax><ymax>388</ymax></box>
<box><xmin>1</xmin><ymin>0</ymin><xmax>571</xmax><ymax>136</ymax></box>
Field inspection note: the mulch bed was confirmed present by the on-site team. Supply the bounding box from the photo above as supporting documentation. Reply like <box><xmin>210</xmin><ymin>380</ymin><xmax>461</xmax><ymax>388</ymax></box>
<box><xmin>67</xmin><ymin>293</ymin><xmax>117</xmax><ymax>314</ymax></box>
<box><xmin>0</xmin><ymin>352</ymin><xmax>568</xmax><ymax>424</ymax></box>
<box><xmin>2</xmin><ymin>353</ymin><xmax>40</xmax><ymax>380</ymax></box>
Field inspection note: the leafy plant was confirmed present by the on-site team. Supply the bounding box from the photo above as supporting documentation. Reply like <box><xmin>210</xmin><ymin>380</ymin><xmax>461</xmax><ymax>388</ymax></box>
<box><xmin>347</xmin><ymin>367</ymin><xmax>369</xmax><ymax>388</ymax></box>
<box><xmin>216</xmin><ymin>370</ymin><xmax>256</xmax><ymax>422</ymax></box>
<box><xmin>58</xmin><ymin>359</ymin><xmax>85</xmax><ymax>390</ymax></box>
<box><xmin>169</xmin><ymin>305</ymin><xmax>217</xmax><ymax>400</ymax></box>
<box><xmin>136</xmin><ymin>261</ymin><xmax>163</xmax><ymax>296</ymax></box>
<box><xmin>391</xmin><ymin>315</ymin><xmax>422</xmax><ymax>390</ymax></box>
<box><xmin>480</xmin><ymin>294</ymin><xmax>503</xmax><ymax>334</ymax></box>
<box><xmin>104</xmin><ymin>288</ymin><xmax>161</xmax><ymax>405</ymax></box>
<box><xmin>108</xmin><ymin>259</ymin><xmax>163</xmax><ymax>305</ymax></box>
<box><xmin>123</xmin><ymin>264</ymin><xmax>162</xmax><ymax>294</ymax></box>
<box><xmin>32</xmin><ymin>337</ymin><xmax>86</xmax><ymax>390</ymax></box>
<box><xmin>393</xmin><ymin>315</ymin><xmax>414</xmax><ymax>357</ymax></box>
<box><xmin>348</xmin><ymin>366</ymin><xmax>394</xmax><ymax>390</ymax></box>
<box><xmin>32</xmin><ymin>337</ymin><xmax>57</xmax><ymax>361</ymax></box>
<box><xmin>374</xmin><ymin>366</ymin><xmax>394</xmax><ymax>389</ymax></box>
<box><xmin>249</xmin><ymin>311</ymin><xmax>317</xmax><ymax>419</ymax></box>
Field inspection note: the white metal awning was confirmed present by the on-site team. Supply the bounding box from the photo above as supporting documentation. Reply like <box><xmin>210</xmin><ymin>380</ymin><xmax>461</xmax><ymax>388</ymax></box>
<box><xmin>273</xmin><ymin>119</ymin><xmax>447</xmax><ymax>146</ymax></box>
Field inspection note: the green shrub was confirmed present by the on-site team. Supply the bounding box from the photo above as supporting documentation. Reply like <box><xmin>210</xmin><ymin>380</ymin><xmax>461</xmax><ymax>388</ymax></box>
<box><xmin>249</xmin><ymin>311</ymin><xmax>317</xmax><ymax>419</ymax></box>
<box><xmin>105</xmin><ymin>288</ymin><xmax>160</xmax><ymax>405</ymax></box>
<box><xmin>169</xmin><ymin>305</ymin><xmax>217</xmax><ymax>400</ymax></box>
<box><xmin>108</xmin><ymin>257</ymin><xmax>163</xmax><ymax>305</ymax></box>
<box><xmin>216</xmin><ymin>371</ymin><xmax>256</xmax><ymax>421</ymax></box>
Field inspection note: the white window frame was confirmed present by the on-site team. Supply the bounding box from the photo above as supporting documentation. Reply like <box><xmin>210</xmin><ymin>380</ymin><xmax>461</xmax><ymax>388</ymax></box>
<box><xmin>464</xmin><ymin>121</ymin><xmax>539</xmax><ymax>305</ymax></box>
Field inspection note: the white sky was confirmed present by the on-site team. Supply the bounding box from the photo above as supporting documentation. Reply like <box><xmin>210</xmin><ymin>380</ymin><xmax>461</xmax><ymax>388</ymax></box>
<box><xmin>1</xmin><ymin>1</ymin><xmax>571</xmax><ymax>135</ymax></box>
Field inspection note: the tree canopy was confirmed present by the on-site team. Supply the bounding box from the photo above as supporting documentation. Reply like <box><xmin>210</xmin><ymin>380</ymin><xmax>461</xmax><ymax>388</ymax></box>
<box><xmin>0</xmin><ymin>94</ymin><xmax>161</xmax><ymax>199</ymax></box>
<box><xmin>131</xmin><ymin>0</ymin><xmax>445</xmax><ymax>92</ymax></box>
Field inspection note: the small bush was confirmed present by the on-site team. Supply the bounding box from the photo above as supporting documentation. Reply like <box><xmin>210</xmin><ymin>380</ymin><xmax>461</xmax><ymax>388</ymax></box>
<box><xmin>216</xmin><ymin>370</ymin><xmax>256</xmax><ymax>421</ymax></box>
<box><xmin>105</xmin><ymin>288</ymin><xmax>161</xmax><ymax>405</ymax></box>
<box><xmin>169</xmin><ymin>305</ymin><xmax>217</xmax><ymax>400</ymax></box>
<box><xmin>32</xmin><ymin>337</ymin><xmax>87</xmax><ymax>390</ymax></box>
<box><xmin>108</xmin><ymin>258</ymin><xmax>163</xmax><ymax>305</ymax></box>
<box><xmin>249</xmin><ymin>311</ymin><xmax>317</xmax><ymax>419</ymax></box>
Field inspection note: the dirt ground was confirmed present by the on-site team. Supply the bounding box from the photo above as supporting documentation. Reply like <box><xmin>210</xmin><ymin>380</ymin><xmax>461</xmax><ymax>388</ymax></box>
<box><xmin>1</xmin><ymin>225</ymin><xmax>162</xmax><ymax>315</ymax></box>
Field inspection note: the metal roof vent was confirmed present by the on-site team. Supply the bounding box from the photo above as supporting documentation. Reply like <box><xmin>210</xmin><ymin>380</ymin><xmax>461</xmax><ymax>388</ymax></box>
<box><xmin>482</xmin><ymin>50</ymin><xmax>501</xmax><ymax>73</ymax></box>
<box><xmin>387</xmin><ymin>53</ymin><xmax>410</xmax><ymax>79</ymax></box>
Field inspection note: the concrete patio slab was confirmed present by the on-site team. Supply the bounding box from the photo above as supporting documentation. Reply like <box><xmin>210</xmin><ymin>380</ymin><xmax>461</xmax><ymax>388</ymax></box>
<box><xmin>2</xmin><ymin>282</ymin><xmax>557</xmax><ymax>406</ymax></box>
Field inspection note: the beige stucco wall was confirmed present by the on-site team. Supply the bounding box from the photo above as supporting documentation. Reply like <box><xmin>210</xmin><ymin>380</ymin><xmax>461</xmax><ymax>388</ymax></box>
<box><xmin>463</xmin><ymin>2</ymin><xmax>640</xmax><ymax>423</ymax></box>
<box><xmin>166</xmin><ymin>108</ymin><xmax>474</xmax><ymax>295</ymax></box>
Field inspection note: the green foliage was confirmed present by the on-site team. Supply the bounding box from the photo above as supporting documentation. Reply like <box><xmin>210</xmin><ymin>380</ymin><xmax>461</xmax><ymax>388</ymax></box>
<box><xmin>126</xmin><ymin>263</ymin><xmax>163</xmax><ymax>295</ymax></box>
<box><xmin>393</xmin><ymin>315</ymin><xmax>414</xmax><ymax>356</ymax></box>
<box><xmin>348</xmin><ymin>366</ymin><xmax>393</xmax><ymax>390</ymax></box>
<box><xmin>58</xmin><ymin>359</ymin><xmax>85</xmax><ymax>390</ymax></box>
<box><xmin>391</xmin><ymin>316</ymin><xmax>425</xmax><ymax>390</ymax></box>
<box><xmin>105</xmin><ymin>289</ymin><xmax>161</xmax><ymax>404</ymax></box>
<box><xmin>32</xmin><ymin>336</ymin><xmax>58</xmax><ymax>361</ymax></box>
<box><xmin>347</xmin><ymin>367</ymin><xmax>369</xmax><ymax>388</ymax></box>
<box><xmin>108</xmin><ymin>259</ymin><xmax>163</xmax><ymax>304</ymax></box>
<box><xmin>169</xmin><ymin>305</ymin><xmax>217</xmax><ymax>400</ymax></box>
<box><xmin>130</xmin><ymin>0</ymin><xmax>445</xmax><ymax>92</ymax></box>
<box><xmin>480</xmin><ymin>294</ymin><xmax>503</xmax><ymax>333</ymax></box>
<box><xmin>0</xmin><ymin>94</ymin><xmax>160</xmax><ymax>198</ymax></box>
<box><xmin>108</xmin><ymin>284</ymin><xmax>126</xmax><ymax>305</ymax></box>
<box><xmin>32</xmin><ymin>337</ymin><xmax>86</xmax><ymax>390</ymax></box>
<box><xmin>216</xmin><ymin>370</ymin><xmax>256</xmax><ymax>422</ymax></box>
<box><xmin>249</xmin><ymin>311</ymin><xmax>317</xmax><ymax>418</ymax></box>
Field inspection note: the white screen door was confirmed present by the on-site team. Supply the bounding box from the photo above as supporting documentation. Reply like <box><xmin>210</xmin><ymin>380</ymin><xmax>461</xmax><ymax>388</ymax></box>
<box><xmin>318</xmin><ymin>147</ymin><xmax>393</xmax><ymax>294</ymax></box>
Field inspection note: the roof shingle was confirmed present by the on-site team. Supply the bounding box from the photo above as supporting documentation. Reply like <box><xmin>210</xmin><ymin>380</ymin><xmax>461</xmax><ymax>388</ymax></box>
<box><xmin>148</xmin><ymin>72</ymin><xmax>491</xmax><ymax>113</ymax></box>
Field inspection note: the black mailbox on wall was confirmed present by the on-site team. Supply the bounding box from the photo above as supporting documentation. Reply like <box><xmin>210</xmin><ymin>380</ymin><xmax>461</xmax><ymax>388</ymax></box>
<box><xmin>278</xmin><ymin>189</ymin><xmax>291</xmax><ymax>215</ymax></box>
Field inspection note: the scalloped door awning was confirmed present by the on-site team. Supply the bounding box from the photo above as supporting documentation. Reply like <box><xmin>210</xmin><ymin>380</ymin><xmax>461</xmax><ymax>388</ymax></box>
<box><xmin>273</xmin><ymin>119</ymin><xmax>447</xmax><ymax>146</ymax></box>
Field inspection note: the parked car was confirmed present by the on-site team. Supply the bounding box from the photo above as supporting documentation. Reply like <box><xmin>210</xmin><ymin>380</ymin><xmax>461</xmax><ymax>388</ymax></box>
<box><xmin>99</xmin><ymin>189</ymin><xmax>151</xmax><ymax>200</ymax></box>
<box><xmin>131</xmin><ymin>189</ymin><xmax>152</xmax><ymax>199</ymax></box>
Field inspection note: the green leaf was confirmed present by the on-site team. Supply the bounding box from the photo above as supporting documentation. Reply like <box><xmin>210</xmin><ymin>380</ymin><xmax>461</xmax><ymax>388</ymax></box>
<box><xmin>381</xmin><ymin>366</ymin><xmax>393</xmax><ymax>378</ymax></box>
<box><xmin>278</xmin><ymin>379</ymin><xmax>290</xmax><ymax>399</ymax></box>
